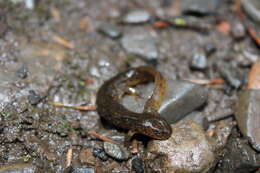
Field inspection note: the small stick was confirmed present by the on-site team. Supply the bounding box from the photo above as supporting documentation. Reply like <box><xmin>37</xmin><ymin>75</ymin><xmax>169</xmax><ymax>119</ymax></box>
<box><xmin>88</xmin><ymin>130</ymin><xmax>117</xmax><ymax>144</ymax></box>
<box><xmin>185</xmin><ymin>78</ymin><xmax>224</xmax><ymax>85</ymax></box>
<box><xmin>66</xmin><ymin>148</ymin><xmax>73</xmax><ymax>168</ymax></box>
<box><xmin>49</xmin><ymin>102</ymin><xmax>96</xmax><ymax>111</ymax></box>
<box><xmin>52</xmin><ymin>35</ymin><xmax>74</xmax><ymax>49</ymax></box>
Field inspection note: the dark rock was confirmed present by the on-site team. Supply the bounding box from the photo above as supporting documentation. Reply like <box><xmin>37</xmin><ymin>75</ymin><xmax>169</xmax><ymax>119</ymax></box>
<box><xmin>235</xmin><ymin>89</ymin><xmax>260</xmax><ymax>151</ymax></box>
<box><xmin>132</xmin><ymin>157</ymin><xmax>145</xmax><ymax>173</ymax></box>
<box><xmin>241</xmin><ymin>0</ymin><xmax>260</xmax><ymax>23</ymax></box>
<box><xmin>231</xmin><ymin>22</ymin><xmax>246</xmax><ymax>40</ymax></box>
<box><xmin>16</xmin><ymin>66</ymin><xmax>28</xmax><ymax>79</ymax></box>
<box><xmin>121</xmin><ymin>29</ymin><xmax>158</xmax><ymax>60</ymax></box>
<box><xmin>159</xmin><ymin>80</ymin><xmax>208</xmax><ymax>124</ymax></box>
<box><xmin>218</xmin><ymin>63</ymin><xmax>243</xmax><ymax>89</ymax></box>
<box><xmin>190</xmin><ymin>51</ymin><xmax>207</xmax><ymax>70</ymax></box>
<box><xmin>215</xmin><ymin>129</ymin><xmax>260</xmax><ymax>173</ymax></box>
<box><xmin>204</xmin><ymin>43</ymin><xmax>216</xmax><ymax>56</ymax></box>
<box><xmin>147</xmin><ymin>121</ymin><xmax>215</xmax><ymax>173</ymax></box>
<box><xmin>98</xmin><ymin>23</ymin><xmax>122</xmax><ymax>39</ymax></box>
<box><xmin>181</xmin><ymin>0</ymin><xmax>219</xmax><ymax>16</ymax></box>
<box><xmin>69</xmin><ymin>166</ymin><xmax>95</xmax><ymax>173</ymax></box>
<box><xmin>27</xmin><ymin>90</ymin><xmax>41</xmax><ymax>105</ymax></box>
<box><xmin>122</xmin><ymin>10</ymin><xmax>150</xmax><ymax>24</ymax></box>
<box><xmin>93</xmin><ymin>147</ymin><xmax>108</xmax><ymax>161</ymax></box>
<box><xmin>103</xmin><ymin>142</ymin><xmax>130</xmax><ymax>161</ymax></box>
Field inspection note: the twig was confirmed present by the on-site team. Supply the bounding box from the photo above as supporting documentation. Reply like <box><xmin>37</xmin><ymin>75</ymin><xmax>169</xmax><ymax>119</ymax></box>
<box><xmin>52</xmin><ymin>35</ymin><xmax>74</xmax><ymax>49</ymax></box>
<box><xmin>66</xmin><ymin>148</ymin><xmax>73</xmax><ymax>168</ymax></box>
<box><xmin>185</xmin><ymin>78</ymin><xmax>224</xmax><ymax>85</ymax></box>
<box><xmin>88</xmin><ymin>130</ymin><xmax>118</xmax><ymax>144</ymax></box>
<box><xmin>49</xmin><ymin>102</ymin><xmax>96</xmax><ymax>111</ymax></box>
<box><xmin>248</xmin><ymin>28</ymin><xmax>260</xmax><ymax>47</ymax></box>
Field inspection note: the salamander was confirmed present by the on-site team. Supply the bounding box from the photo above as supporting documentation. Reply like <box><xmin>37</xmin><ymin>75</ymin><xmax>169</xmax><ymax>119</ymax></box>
<box><xmin>96</xmin><ymin>66</ymin><xmax>172</xmax><ymax>142</ymax></box>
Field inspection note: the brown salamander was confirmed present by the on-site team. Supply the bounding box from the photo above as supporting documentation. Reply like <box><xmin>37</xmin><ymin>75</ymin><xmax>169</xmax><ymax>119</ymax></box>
<box><xmin>96</xmin><ymin>66</ymin><xmax>172</xmax><ymax>142</ymax></box>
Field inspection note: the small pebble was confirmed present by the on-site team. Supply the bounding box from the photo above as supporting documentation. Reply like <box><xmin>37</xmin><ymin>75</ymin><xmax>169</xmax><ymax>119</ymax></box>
<box><xmin>93</xmin><ymin>147</ymin><xmax>108</xmax><ymax>161</ymax></box>
<box><xmin>204</xmin><ymin>43</ymin><xmax>216</xmax><ymax>56</ymax></box>
<box><xmin>231</xmin><ymin>22</ymin><xmax>246</xmax><ymax>40</ymax></box>
<box><xmin>132</xmin><ymin>157</ymin><xmax>145</xmax><ymax>173</ymax></box>
<box><xmin>98</xmin><ymin>23</ymin><xmax>122</xmax><ymax>39</ymax></box>
<box><xmin>121</xmin><ymin>29</ymin><xmax>158</xmax><ymax>60</ymax></box>
<box><xmin>16</xmin><ymin>66</ymin><xmax>28</xmax><ymax>79</ymax></box>
<box><xmin>69</xmin><ymin>166</ymin><xmax>95</xmax><ymax>173</ymax></box>
<box><xmin>218</xmin><ymin>63</ymin><xmax>243</xmax><ymax>89</ymax></box>
<box><xmin>103</xmin><ymin>142</ymin><xmax>130</xmax><ymax>161</ymax></box>
<box><xmin>27</xmin><ymin>90</ymin><xmax>41</xmax><ymax>105</ymax></box>
<box><xmin>123</xmin><ymin>10</ymin><xmax>150</xmax><ymax>24</ymax></box>
<box><xmin>190</xmin><ymin>51</ymin><xmax>207</xmax><ymax>70</ymax></box>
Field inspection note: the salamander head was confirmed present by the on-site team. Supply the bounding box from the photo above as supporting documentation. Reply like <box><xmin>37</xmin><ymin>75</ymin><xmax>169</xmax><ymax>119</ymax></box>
<box><xmin>138</xmin><ymin>115</ymin><xmax>172</xmax><ymax>140</ymax></box>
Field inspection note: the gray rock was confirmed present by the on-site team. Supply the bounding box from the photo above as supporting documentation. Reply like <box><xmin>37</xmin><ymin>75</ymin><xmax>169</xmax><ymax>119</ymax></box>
<box><xmin>241</xmin><ymin>0</ymin><xmax>260</xmax><ymax>23</ymax></box>
<box><xmin>231</xmin><ymin>21</ymin><xmax>246</xmax><ymax>39</ymax></box>
<box><xmin>98</xmin><ymin>23</ymin><xmax>122</xmax><ymax>39</ymax></box>
<box><xmin>204</xmin><ymin>43</ymin><xmax>216</xmax><ymax>56</ymax></box>
<box><xmin>0</xmin><ymin>162</ymin><xmax>37</xmax><ymax>173</ymax></box>
<box><xmin>147</xmin><ymin>121</ymin><xmax>215</xmax><ymax>173</ymax></box>
<box><xmin>121</xmin><ymin>29</ymin><xmax>158</xmax><ymax>60</ymax></box>
<box><xmin>103</xmin><ymin>142</ymin><xmax>130</xmax><ymax>161</ymax></box>
<box><xmin>70</xmin><ymin>166</ymin><xmax>95</xmax><ymax>173</ymax></box>
<box><xmin>93</xmin><ymin>147</ymin><xmax>108</xmax><ymax>161</ymax></box>
<box><xmin>181</xmin><ymin>0</ymin><xmax>219</xmax><ymax>15</ymax></box>
<box><xmin>122</xmin><ymin>79</ymin><xmax>208</xmax><ymax>124</ymax></box>
<box><xmin>190</xmin><ymin>51</ymin><xmax>207</xmax><ymax>70</ymax></box>
<box><xmin>27</xmin><ymin>90</ymin><xmax>41</xmax><ymax>105</ymax></box>
<box><xmin>235</xmin><ymin>89</ymin><xmax>260</xmax><ymax>152</ymax></box>
<box><xmin>159</xmin><ymin>80</ymin><xmax>208</xmax><ymax>124</ymax></box>
<box><xmin>16</xmin><ymin>66</ymin><xmax>28</xmax><ymax>79</ymax></box>
<box><xmin>122</xmin><ymin>10</ymin><xmax>150</xmax><ymax>24</ymax></box>
<box><xmin>218</xmin><ymin>63</ymin><xmax>243</xmax><ymax>89</ymax></box>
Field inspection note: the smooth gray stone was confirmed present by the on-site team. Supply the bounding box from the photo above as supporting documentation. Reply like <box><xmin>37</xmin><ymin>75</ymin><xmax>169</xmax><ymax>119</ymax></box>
<box><xmin>122</xmin><ymin>79</ymin><xmax>208</xmax><ymax>124</ymax></box>
<box><xmin>181</xmin><ymin>0</ymin><xmax>219</xmax><ymax>15</ymax></box>
<box><xmin>122</xmin><ymin>10</ymin><xmax>150</xmax><ymax>24</ymax></box>
<box><xmin>159</xmin><ymin>80</ymin><xmax>208</xmax><ymax>124</ymax></box>
<box><xmin>235</xmin><ymin>89</ymin><xmax>260</xmax><ymax>152</ymax></box>
<box><xmin>241</xmin><ymin>0</ymin><xmax>260</xmax><ymax>23</ymax></box>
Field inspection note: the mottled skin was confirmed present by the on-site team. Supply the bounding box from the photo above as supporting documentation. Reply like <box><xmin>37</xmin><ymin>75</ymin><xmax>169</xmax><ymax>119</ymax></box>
<box><xmin>96</xmin><ymin>66</ymin><xmax>172</xmax><ymax>142</ymax></box>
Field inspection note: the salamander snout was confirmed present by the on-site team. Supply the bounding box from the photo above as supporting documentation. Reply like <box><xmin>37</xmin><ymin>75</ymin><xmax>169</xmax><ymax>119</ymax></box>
<box><xmin>140</xmin><ymin>117</ymin><xmax>172</xmax><ymax>140</ymax></box>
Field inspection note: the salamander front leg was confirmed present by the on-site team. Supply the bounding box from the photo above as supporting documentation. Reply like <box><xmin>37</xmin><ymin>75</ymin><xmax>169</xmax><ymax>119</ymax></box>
<box><xmin>124</xmin><ymin>130</ymin><xmax>135</xmax><ymax>147</ymax></box>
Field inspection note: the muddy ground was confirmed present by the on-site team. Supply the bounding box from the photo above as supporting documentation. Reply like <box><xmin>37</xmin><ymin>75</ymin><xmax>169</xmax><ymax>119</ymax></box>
<box><xmin>0</xmin><ymin>0</ymin><xmax>259</xmax><ymax>173</ymax></box>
